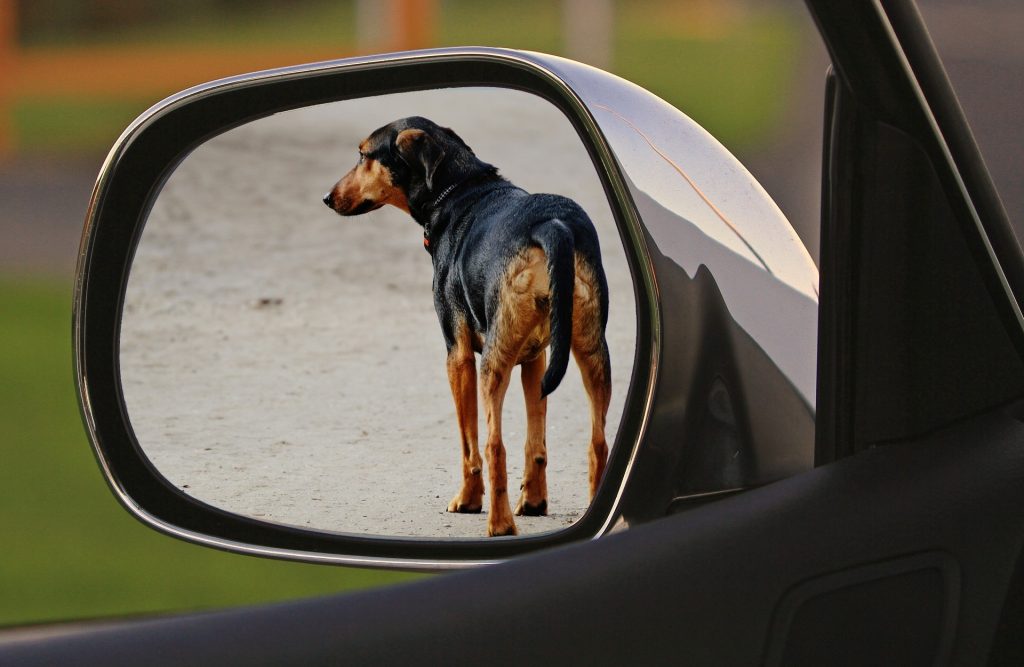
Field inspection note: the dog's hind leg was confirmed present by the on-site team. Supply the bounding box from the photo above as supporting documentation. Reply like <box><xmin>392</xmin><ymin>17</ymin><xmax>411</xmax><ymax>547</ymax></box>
<box><xmin>446</xmin><ymin>322</ymin><xmax>484</xmax><ymax>514</ymax></box>
<box><xmin>575</xmin><ymin>341</ymin><xmax>610</xmax><ymax>499</ymax></box>
<box><xmin>514</xmin><ymin>350</ymin><xmax>548</xmax><ymax>517</ymax></box>
<box><xmin>480</xmin><ymin>348</ymin><xmax>517</xmax><ymax>536</ymax></box>
<box><xmin>572</xmin><ymin>259</ymin><xmax>611</xmax><ymax>500</ymax></box>
<box><xmin>481</xmin><ymin>247</ymin><xmax>556</xmax><ymax>536</ymax></box>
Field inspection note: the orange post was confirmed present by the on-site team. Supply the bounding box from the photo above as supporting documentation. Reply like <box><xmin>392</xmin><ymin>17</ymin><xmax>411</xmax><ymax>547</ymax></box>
<box><xmin>389</xmin><ymin>0</ymin><xmax>437</xmax><ymax>52</ymax></box>
<box><xmin>0</xmin><ymin>0</ymin><xmax>16</xmax><ymax>157</ymax></box>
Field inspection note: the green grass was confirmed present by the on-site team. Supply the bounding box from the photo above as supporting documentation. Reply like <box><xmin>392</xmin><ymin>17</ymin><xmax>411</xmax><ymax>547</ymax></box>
<box><xmin>436</xmin><ymin>1</ymin><xmax>800</xmax><ymax>148</ymax></box>
<box><xmin>438</xmin><ymin>0</ymin><xmax>563</xmax><ymax>53</ymax></box>
<box><xmin>11</xmin><ymin>2</ymin><xmax>802</xmax><ymax>156</ymax></box>
<box><xmin>23</xmin><ymin>1</ymin><xmax>358</xmax><ymax>49</ymax></box>
<box><xmin>615</xmin><ymin>9</ymin><xmax>800</xmax><ymax>151</ymax></box>
<box><xmin>0</xmin><ymin>276</ymin><xmax>421</xmax><ymax>627</ymax></box>
<box><xmin>13</xmin><ymin>97</ymin><xmax>153</xmax><ymax>155</ymax></box>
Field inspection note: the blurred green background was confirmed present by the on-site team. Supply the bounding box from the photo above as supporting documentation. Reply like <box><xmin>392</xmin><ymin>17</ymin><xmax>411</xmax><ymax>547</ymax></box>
<box><xmin>0</xmin><ymin>0</ymin><xmax>815</xmax><ymax>628</ymax></box>
<box><xmin>9</xmin><ymin>0</ymin><xmax>800</xmax><ymax>155</ymax></box>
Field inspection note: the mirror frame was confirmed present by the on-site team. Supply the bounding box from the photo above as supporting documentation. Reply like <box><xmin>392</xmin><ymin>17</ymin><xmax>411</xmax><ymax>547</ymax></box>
<box><xmin>74</xmin><ymin>48</ymin><xmax>660</xmax><ymax>568</ymax></box>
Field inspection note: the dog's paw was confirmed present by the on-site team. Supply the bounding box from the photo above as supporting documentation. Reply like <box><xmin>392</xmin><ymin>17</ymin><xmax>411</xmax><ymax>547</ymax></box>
<box><xmin>487</xmin><ymin>519</ymin><xmax>518</xmax><ymax>537</ymax></box>
<box><xmin>513</xmin><ymin>497</ymin><xmax>548</xmax><ymax>517</ymax></box>
<box><xmin>447</xmin><ymin>496</ymin><xmax>483</xmax><ymax>514</ymax></box>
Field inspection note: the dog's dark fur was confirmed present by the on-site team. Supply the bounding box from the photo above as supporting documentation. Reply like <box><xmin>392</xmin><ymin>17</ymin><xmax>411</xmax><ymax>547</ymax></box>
<box><xmin>324</xmin><ymin>116</ymin><xmax>611</xmax><ymax>537</ymax></box>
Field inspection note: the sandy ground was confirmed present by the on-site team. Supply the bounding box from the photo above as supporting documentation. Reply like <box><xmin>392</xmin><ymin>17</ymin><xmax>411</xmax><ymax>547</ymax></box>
<box><xmin>119</xmin><ymin>88</ymin><xmax>636</xmax><ymax>539</ymax></box>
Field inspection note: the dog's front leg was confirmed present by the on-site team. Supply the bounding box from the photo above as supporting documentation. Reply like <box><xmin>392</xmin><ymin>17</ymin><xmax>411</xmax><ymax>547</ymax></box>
<box><xmin>446</xmin><ymin>337</ymin><xmax>484</xmax><ymax>514</ymax></box>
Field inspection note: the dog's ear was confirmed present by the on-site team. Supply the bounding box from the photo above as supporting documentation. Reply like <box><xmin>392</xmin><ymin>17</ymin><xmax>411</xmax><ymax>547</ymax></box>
<box><xmin>440</xmin><ymin>126</ymin><xmax>474</xmax><ymax>154</ymax></box>
<box><xmin>395</xmin><ymin>128</ymin><xmax>445</xmax><ymax>190</ymax></box>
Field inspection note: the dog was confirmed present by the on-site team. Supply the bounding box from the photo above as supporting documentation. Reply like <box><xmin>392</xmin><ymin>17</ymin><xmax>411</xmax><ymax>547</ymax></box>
<box><xmin>323</xmin><ymin>116</ymin><xmax>611</xmax><ymax>537</ymax></box>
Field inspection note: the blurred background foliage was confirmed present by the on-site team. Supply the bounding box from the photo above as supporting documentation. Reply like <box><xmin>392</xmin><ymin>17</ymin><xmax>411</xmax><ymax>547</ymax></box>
<box><xmin>5</xmin><ymin>0</ymin><xmax>802</xmax><ymax>156</ymax></box>
<box><xmin>0</xmin><ymin>0</ymin><xmax>813</xmax><ymax>627</ymax></box>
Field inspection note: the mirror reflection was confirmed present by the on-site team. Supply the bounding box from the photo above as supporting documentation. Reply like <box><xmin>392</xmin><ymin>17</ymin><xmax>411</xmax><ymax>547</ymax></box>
<box><xmin>120</xmin><ymin>88</ymin><xmax>637</xmax><ymax>538</ymax></box>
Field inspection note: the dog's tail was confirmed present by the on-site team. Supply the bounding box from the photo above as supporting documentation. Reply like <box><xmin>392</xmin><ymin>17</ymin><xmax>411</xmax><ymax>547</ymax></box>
<box><xmin>532</xmin><ymin>219</ymin><xmax>575</xmax><ymax>398</ymax></box>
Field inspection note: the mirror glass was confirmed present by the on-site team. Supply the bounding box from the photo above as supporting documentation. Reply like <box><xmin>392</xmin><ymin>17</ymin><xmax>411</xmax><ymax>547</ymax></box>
<box><xmin>120</xmin><ymin>87</ymin><xmax>637</xmax><ymax>539</ymax></box>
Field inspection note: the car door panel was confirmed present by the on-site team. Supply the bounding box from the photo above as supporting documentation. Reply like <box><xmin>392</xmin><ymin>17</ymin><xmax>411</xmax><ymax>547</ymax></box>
<box><xmin>4</xmin><ymin>405</ymin><xmax>1023</xmax><ymax>665</ymax></box>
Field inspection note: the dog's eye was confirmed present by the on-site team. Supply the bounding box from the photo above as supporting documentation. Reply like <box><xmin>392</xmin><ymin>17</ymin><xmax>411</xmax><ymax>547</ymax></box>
<box><xmin>358</xmin><ymin>152</ymin><xmax>365</xmax><ymax>163</ymax></box>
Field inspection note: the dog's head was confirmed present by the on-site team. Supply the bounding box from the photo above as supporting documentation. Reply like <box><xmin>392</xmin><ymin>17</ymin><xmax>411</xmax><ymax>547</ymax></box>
<box><xmin>323</xmin><ymin>116</ymin><xmax>491</xmax><ymax>218</ymax></box>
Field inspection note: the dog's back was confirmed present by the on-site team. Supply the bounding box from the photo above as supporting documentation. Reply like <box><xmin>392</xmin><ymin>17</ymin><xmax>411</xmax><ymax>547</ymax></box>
<box><xmin>449</xmin><ymin>187</ymin><xmax>608</xmax><ymax>395</ymax></box>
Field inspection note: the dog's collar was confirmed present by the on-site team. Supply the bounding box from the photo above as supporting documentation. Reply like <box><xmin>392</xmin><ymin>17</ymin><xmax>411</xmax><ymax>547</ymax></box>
<box><xmin>431</xmin><ymin>181</ymin><xmax>460</xmax><ymax>209</ymax></box>
<box><xmin>422</xmin><ymin>178</ymin><xmax>469</xmax><ymax>251</ymax></box>
<box><xmin>421</xmin><ymin>173</ymin><xmax>504</xmax><ymax>252</ymax></box>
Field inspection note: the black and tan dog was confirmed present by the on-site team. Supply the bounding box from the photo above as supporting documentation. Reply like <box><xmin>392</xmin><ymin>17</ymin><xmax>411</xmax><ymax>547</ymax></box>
<box><xmin>323</xmin><ymin>116</ymin><xmax>611</xmax><ymax>537</ymax></box>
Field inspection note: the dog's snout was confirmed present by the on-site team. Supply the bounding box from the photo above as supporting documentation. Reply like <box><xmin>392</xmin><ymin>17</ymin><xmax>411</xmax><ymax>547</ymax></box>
<box><xmin>322</xmin><ymin>192</ymin><xmax>333</xmax><ymax>207</ymax></box>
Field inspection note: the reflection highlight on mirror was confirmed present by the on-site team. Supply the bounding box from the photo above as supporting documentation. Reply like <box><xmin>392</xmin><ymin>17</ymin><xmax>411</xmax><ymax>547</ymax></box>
<box><xmin>120</xmin><ymin>88</ymin><xmax>637</xmax><ymax>539</ymax></box>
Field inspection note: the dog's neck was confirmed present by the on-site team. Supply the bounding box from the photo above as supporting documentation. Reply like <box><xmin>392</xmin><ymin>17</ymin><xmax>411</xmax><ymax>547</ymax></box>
<box><xmin>411</xmin><ymin>170</ymin><xmax>502</xmax><ymax>253</ymax></box>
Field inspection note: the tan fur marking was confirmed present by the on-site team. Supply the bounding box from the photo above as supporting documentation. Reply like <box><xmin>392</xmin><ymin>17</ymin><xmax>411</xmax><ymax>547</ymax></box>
<box><xmin>329</xmin><ymin>152</ymin><xmax>410</xmax><ymax>214</ymax></box>
<box><xmin>494</xmin><ymin>247</ymin><xmax>552</xmax><ymax>368</ymax></box>
<box><xmin>395</xmin><ymin>128</ymin><xmax>425</xmax><ymax>152</ymax></box>
<box><xmin>572</xmin><ymin>257</ymin><xmax>604</xmax><ymax>356</ymax></box>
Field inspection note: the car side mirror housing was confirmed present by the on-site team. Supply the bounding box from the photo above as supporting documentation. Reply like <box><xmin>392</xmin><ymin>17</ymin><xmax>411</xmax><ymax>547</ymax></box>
<box><xmin>76</xmin><ymin>48</ymin><xmax>818</xmax><ymax>568</ymax></box>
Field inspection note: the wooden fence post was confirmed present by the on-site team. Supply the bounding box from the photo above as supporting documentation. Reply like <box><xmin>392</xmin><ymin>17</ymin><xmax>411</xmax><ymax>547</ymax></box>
<box><xmin>0</xmin><ymin>0</ymin><xmax>16</xmax><ymax>157</ymax></box>
<box><xmin>563</xmin><ymin>0</ymin><xmax>613</xmax><ymax>70</ymax></box>
<box><xmin>389</xmin><ymin>0</ymin><xmax>437</xmax><ymax>52</ymax></box>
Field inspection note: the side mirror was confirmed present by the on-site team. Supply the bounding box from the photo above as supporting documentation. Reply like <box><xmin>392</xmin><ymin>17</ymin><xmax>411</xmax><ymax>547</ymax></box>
<box><xmin>76</xmin><ymin>48</ymin><xmax>818</xmax><ymax>568</ymax></box>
